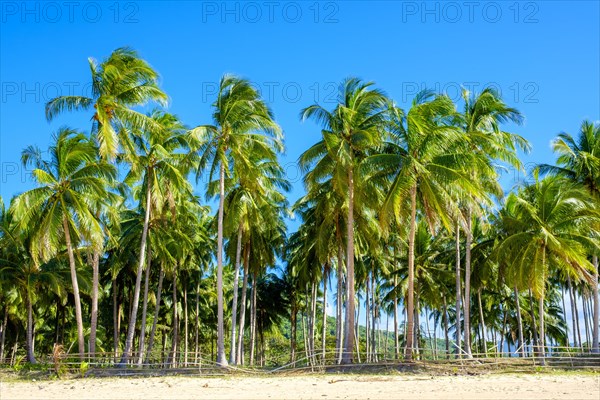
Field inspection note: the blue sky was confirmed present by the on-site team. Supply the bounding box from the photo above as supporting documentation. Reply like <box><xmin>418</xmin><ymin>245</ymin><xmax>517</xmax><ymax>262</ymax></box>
<box><xmin>2</xmin><ymin>1</ymin><xmax>599</xmax><ymax>207</ymax></box>
<box><xmin>1</xmin><ymin>1</ymin><xmax>598</xmax><ymax>341</ymax></box>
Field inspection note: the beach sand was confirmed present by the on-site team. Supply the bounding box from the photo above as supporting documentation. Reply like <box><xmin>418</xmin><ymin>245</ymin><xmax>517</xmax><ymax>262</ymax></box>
<box><xmin>1</xmin><ymin>373</ymin><xmax>599</xmax><ymax>400</ymax></box>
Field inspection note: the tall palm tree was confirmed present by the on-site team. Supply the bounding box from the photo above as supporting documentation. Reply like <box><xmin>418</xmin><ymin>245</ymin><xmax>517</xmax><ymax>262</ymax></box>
<box><xmin>496</xmin><ymin>174</ymin><xmax>599</xmax><ymax>361</ymax></box>
<box><xmin>372</xmin><ymin>91</ymin><xmax>491</xmax><ymax>360</ymax></box>
<box><xmin>12</xmin><ymin>128</ymin><xmax>115</xmax><ymax>360</ymax></box>
<box><xmin>190</xmin><ymin>75</ymin><xmax>281</xmax><ymax>366</ymax></box>
<box><xmin>455</xmin><ymin>87</ymin><xmax>528</xmax><ymax>356</ymax></box>
<box><xmin>539</xmin><ymin>120</ymin><xmax>600</xmax><ymax>353</ymax></box>
<box><xmin>119</xmin><ymin>111</ymin><xmax>192</xmax><ymax>364</ymax></box>
<box><xmin>223</xmin><ymin>143</ymin><xmax>289</xmax><ymax>364</ymax></box>
<box><xmin>299</xmin><ymin>78</ymin><xmax>389</xmax><ymax>363</ymax></box>
<box><xmin>45</xmin><ymin>47</ymin><xmax>168</xmax><ymax>160</ymax></box>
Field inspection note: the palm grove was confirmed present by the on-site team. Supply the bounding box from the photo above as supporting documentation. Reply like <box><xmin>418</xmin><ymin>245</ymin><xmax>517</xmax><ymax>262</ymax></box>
<box><xmin>0</xmin><ymin>48</ymin><xmax>598</xmax><ymax>368</ymax></box>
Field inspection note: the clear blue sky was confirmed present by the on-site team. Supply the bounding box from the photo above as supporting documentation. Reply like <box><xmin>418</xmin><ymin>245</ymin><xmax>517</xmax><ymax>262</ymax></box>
<box><xmin>1</xmin><ymin>0</ymin><xmax>599</xmax><ymax>209</ymax></box>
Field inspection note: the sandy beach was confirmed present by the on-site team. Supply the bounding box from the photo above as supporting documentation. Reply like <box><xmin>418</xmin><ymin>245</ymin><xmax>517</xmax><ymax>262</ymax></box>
<box><xmin>1</xmin><ymin>373</ymin><xmax>598</xmax><ymax>400</ymax></box>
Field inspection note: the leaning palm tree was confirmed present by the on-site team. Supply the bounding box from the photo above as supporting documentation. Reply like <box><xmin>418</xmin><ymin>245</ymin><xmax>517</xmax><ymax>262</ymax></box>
<box><xmin>189</xmin><ymin>74</ymin><xmax>282</xmax><ymax>366</ymax></box>
<box><xmin>45</xmin><ymin>47</ymin><xmax>168</xmax><ymax>160</ymax></box>
<box><xmin>496</xmin><ymin>174</ymin><xmax>599</xmax><ymax>362</ymax></box>
<box><xmin>118</xmin><ymin>110</ymin><xmax>192</xmax><ymax>364</ymax></box>
<box><xmin>539</xmin><ymin>120</ymin><xmax>600</xmax><ymax>353</ymax></box>
<box><xmin>299</xmin><ymin>77</ymin><xmax>389</xmax><ymax>363</ymax></box>
<box><xmin>12</xmin><ymin>128</ymin><xmax>116</xmax><ymax>360</ymax></box>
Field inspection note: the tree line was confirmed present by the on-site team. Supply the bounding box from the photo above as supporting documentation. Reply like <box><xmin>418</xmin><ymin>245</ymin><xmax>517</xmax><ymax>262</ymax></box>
<box><xmin>0</xmin><ymin>47</ymin><xmax>598</xmax><ymax>368</ymax></box>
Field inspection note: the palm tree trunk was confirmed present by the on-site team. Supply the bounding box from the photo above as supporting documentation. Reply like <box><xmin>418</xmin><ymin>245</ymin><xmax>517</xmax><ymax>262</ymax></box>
<box><xmin>567</xmin><ymin>276</ymin><xmax>578</xmax><ymax>348</ymax></box>
<box><xmin>538</xmin><ymin>289</ymin><xmax>546</xmax><ymax>364</ymax></box>
<box><xmin>424</xmin><ymin>308</ymin><xmax>431</xmax><ymax>359</ymax></box>
<box><xmin>431</xmin><ymin>309</ymin><xmax>438</xmax><ymax>360</ymax></box>
<box><xmin>195</xmin><ymin>283</ymin><xmax>200</xmax><ymax>364</ymax></box>
<box><xmin>113</xmin><ymin>278</ymin><xmax>119</xmax><ymax>361</ymax></box>
<box><xmin>499</xmin><ymin>306</ymin><xmax>507</xmax><ymax>356</ymax></box>
<box><xmin>442</xmin><ymin>295</ymin><xmax>450</xmax><ymax>359</ymax></box>
<box><xmin>0</xmin><ymin>305</ymin><xmax>8</xmax><ymax>362</ymax></box>
<box><xmin>302</xmin><ymin>313</ymin><xmax>308</xmax><ymax>361</ymax></box>
<box><xmin>582</xmin><ymin>293</ymin><xmax>591</xmax><ymax>349</ymax></box>
<box><xmin>385</xmin><ymin>312</ymin><xmax>389</xmax><ymax>359</ymax></box>
<box><xmin>321</xmin><ymin>267</ymin><xmax>328</xmax><ymax>360</ymax></box>
<box><xmin>463</xmin><ymin>208</ymin><xmax>473</xmax><ymax>358</ymax></box>
<box><xmin>514</xmin><ymin>287</ymin><xmax>525</xmax><ymax>357</ymax></box>
<box><xmin>162</xmin><ymin>333</ymin><xmax>167</xmax><ymax>366</ymax></box>
<box><xmin>184</xmin><ymin>282</ymin><xmax>188</xmax><ymax>367</ymax></box>
<box><xmin>454</xmin><ymin>219</ymin><xmax>462</xmax><ymax>358</ymax></box>
<box><xmin>169</xmin><ymin>267</ymin><xmax>179</xmax><ymax>367</ymax></box>
<box><xmin>249</xmin><ymin>272</ymin><xmax>257</xmax><ymax>366</ymax></box>
<box><xmin>568</xmin><ymin>276</ymin><xmax>582</xmax><ymax>349</ymax></box>
<box><xmin>393</xmin><ymin>274</ymin><xmax>399</xmax><ymax>360</ymax></box>
<box><xmin>63</xmin><ymin>216</ymin><xmax>85</xmax><ymax>361</ymax></box>
<box><xmin>336</xmin><ymin>238</ymin><xmax>344</xmax><ymax>364</ymax></box>
<box><xmin>229</xmin><ymin>224</ymin><xmax>243</xmax><ymax>365</ymax></box>
<box><xmin>477</xmin><ymin>288</ymin><xmax>487</xmax><ymax>356</ymax></box>
<box><xmin>592</xmin><ymin>255</ymin><xmax>599</xmax><ymax>353</ymax></box>
<box><xmin>561</xmin><ymin>285</ymin><xmax>569</xmax><ymax>348</ymax></box>
<box><xmin>25</xmin><ymin>293</ymin><xmax>36</xmax><ymax>364</ymax></box>
<box><xmin>365</xmin><ymin>277</ymin><xmax>370</xmax><ymax>362</ymax></box>
<box><xmin>354</xmin><ymin>306</ymin><xmax>361</xmax><ymax>363</ymax></box>
<box><xmin>137</xmin><ymin>246</ymin><xmax>152</xmax><ymax>366</ymax></box>
<box><xmin>587</xmin><ymin>297</ymin><xmax>594</xmax><ymax>350</ymax></box>
<box><xmin>414</xmin><ymin>296</ymin><xmax>420</xmax><ymax>360</ymax></box>
<box><xmin>404</xmin><ymin>184</ymin><xmax>417</xmax><ymax>361</ymax></box>
<box><xmin>236</xmin><ymin>245</ymin><xmax>250</xmax><ymax>364</ymax></box>
<box><xmin>54</xmin><ymin>301</ymin><xmax>60</xmax><ymax>346</ymax></box>
<box><xmin>342</xmin><ymin>166</ymin><xmax>356</xmax><ymax>364</ymax></box>
<box><xmin>290</xmin><ymin>303</ymin><xmax>297</xmax><ymax>363</ymax></box>
<box><xmin>90</xmin><ymin>249</ymin><xmax>100</xmax><ymax>358</ymax></box>
<box><xmin>145</xmin><ymin>266</ymin><xmax>164</xmax><ymax>363</ymax></box>
<box><xmin>527</xmin><ymin>289</ymin><xmax>540</xmax><ymax>358</ymax></box>
<box><xmin>121</xmin><ymin>175</ymin><xmax>152</xmax><ymax>365</ymax></box>
<box><xmin>371</xmin><ymin>274</ymin><xmax>377</xmax><ymax>361</ymax></box>
<box><xmin>216</xmin><ymin>163</ymin><xmax>227</xmax><ymax>366</ymax></box>
<box><xmin>310</xmin><ymin>282</ymin><xmax>318</xmax><ymax>364</ymax></box>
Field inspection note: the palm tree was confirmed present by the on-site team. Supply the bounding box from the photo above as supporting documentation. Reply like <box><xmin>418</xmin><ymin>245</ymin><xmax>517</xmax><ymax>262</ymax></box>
<box><xmin>0</xmin><ymin>197</ymin><xmax>65</xmax><ymax>364</ymax></box>
<box><xmin>299</xmin><ymin>78</ymin><xmax>388</xmax><ymax>363</ymax></box>
<box><xmin>455</xmin><ymin>87</ymin><xmax>528</xmax><ymax>356</ymax></box>
<box><xmin>190</xmin><ymin>75</ymin><xmax>281</xmax><ymax>366</ymax></box>
<box><xmin>539</xmin><ymin>120</ymin><xmax>600</xmax><ymax>353</ymax></box>
<box><xmin>223</xmin><ymin>143</ymin><xmax>289</xmax><ymax>364</ymax></box>
<box><xmin>12</xmin><ymin>128</ymin><xmax>115</xmax><ymax>360</ymax></box>
<box><xmin>372</xmin><ymin>91</ymin><xmax>491</xmax><ymax>360</ymax></box>
<box><xmin>496</xmin><ymin>174</ymin><xmax>599</xmax><ymax>361</ymax></box>
<box><xmin>45</xmin><ymin>47</ymin><xmax>168</xmax><ymax>160</ymax></box>
<box><xmin>119</xmin><ymin>111</ymin><xmax>192</xmax><ymax>364</ymax></box>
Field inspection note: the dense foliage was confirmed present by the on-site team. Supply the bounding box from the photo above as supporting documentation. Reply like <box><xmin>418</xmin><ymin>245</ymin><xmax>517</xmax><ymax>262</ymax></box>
<box><xmin>0</xmin><ymin>48</ymin><xmax>598</xmax><ymax>368</ymax></box>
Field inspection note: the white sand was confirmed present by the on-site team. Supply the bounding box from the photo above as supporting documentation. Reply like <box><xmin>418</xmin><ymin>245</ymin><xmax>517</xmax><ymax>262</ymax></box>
<box><xmin>1</xmin><ymin>373</ymin><xmax>599</xmax><ymax>399</ymax></box>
